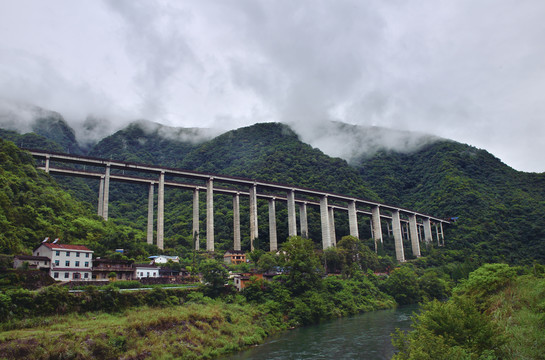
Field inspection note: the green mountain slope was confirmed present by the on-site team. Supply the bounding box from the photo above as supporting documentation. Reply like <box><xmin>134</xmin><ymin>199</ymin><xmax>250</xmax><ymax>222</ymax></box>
<box><xmin>357</xmin><ymin>141</ymin><xmax>545</xmax><ymax>263</ymax></box>
<box><xmin>0</xmin><ymin>138</ymin><xmax>149</xmax><ymax>256</ymax></box>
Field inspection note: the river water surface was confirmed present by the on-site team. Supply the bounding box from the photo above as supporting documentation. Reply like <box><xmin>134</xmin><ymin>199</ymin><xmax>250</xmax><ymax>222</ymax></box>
<box><xmin>224</xmin><ymin>305</ymin><xmax>418</xmax><ymax>360</ymax></box>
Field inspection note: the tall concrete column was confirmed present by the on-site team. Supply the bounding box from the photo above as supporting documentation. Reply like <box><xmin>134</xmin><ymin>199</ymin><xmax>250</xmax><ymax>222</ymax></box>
<box><xmin>98</xmin><ymin>176</ymin><xmax>104</xmax><ymax>217</ymax></box>
<box><xmin>249</xmin><ymin>184</ymin><xmax>258</xmax><ymax>251</ymax></box>
<box><xmin>193</xmin><ymin>189</ymin><xmax>200</xmax><ymax>250</ymax></box>
<box><xmin>157</xmin><ymin>172</ymin><xmax>165</xmax><ymax>250</ymax></box>
<box><xmin>233</xmin><ymin>193</ymin><xmax>241</xmax><ymax>251</ymax></box>
<box><xmin>269</xmin><ymin>198</ymin><xmax>278</xmax><ymax>252</ymax></box>
<box><xmin>102</xmin><ymin>164</ymin><xmax>110</xmax><ymax>220</ymax></box>
<box><xmin>328</xmin><ymin>207</ymin><xmax>336</xmax><ymax>246</ymax></box>
<box><xmin>299</xmin><ymin>203</ymin><xmax>308</xmax><ymax>239</ymax></box>
<box><xmin>147</xmin><ymin>182</ymin><xmax>154</xmax><ymax>245</ymax></box>
<box><xmin>348</xmin><ymin>200</ymin><xmax>359</xmax><ymax>239</ymax></box>
<box><xmin>287</xmin><ymin>190</ymin><xmax>297</xmax><ymax>237</ymax></box>
<box><xmin>207</xmin><ymin>178</ymin><xmax>214</xmax><ymax>252</ymax></box>
<box><xmin>45</xmin><ymin>155</ymin><xmax>50</xmax><ymax>173</ymax></box>
<box><xmin>423</xmin><ymin>218</ymin><xmax>433</xmax><ymax>243</ymax></box>
<box><xmin>371</xmin><ymin>206</ymin><xmax>383</xmax><ymax>251</ymax></box>
<box><xmin>409</xmin><ymin>214</ymin><xmax>421</xmax><ymax>257</ymax></box>
<box><xmin>435</xmin><ymin>224</ymin><xmax>440</xmax><ymax>246</ymax></box>
<box><xmin>392</xmin><ymin>210</ymin><xmax>405</xmax><ymax>262</ymax></box>
<box><xmin>439</xmin><ymin>222</ymin><xmax>445</xmax><ymax>246</ymax></box>
<box><xmin>320</xmin><ymin>196</ymin><xmax>331</xmax><ymax>249</ymax></box>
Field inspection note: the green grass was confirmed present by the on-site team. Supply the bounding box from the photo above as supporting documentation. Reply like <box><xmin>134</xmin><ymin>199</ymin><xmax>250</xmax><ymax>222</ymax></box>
<box><xmin>0</xmin><ymin>301</ymin><xmax>285</xmax><ymax>359</ymax></box>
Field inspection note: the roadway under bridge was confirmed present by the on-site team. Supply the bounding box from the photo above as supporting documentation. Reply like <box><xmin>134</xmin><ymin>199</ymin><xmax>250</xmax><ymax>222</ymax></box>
<box><xmin>29</xmin><ymin>150</ymin><xmax>449</xmax><ymax>262</ymax></box>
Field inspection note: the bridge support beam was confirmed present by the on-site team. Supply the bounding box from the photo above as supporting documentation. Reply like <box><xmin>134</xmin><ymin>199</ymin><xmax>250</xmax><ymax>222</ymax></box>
<box><xmin>423</xmin><ymin>218</ymin><xmax>432</xmax><ymax>244</ymax></box>
<box><xmin>98</xmin><ymin>176</ymin><xmax>104</xmax><ymax>217</ymax></box>
<box><xmin>102</xmin><ymin>164</ymin><xmax>110</xmax><ymax>220</ymax></box>
<box><xmin>328</xmin><ymin>207</ymin><xmax>336</xmax><ymax>246</ymax></box>
<box><xmin>392</xmin><ymin>210</ymin><xmax>405</xmax><ymax>262</ymax></box>
<box><xmin>233</xmin><ymin>193</ymin><xmax>241</xmax><ymax>251</ymax></box>
<box><xmin>249</xmin><ymin>184</ymin><xmax>258</xmax><ymax>251</ymax></box>
<box><xmin>320</xmin><ymin>196</ymin><xmax>331</xmax><ymax>249</ymax></box>
<box><xmin>269</xmin><ymin>198</ymin><xmax>277</xmax><ymax>252</ymax></box>
<box><xmin>157</xmin><ymin>172</ymin><xmax>165</xmax><ymax>250</ymax></box>
<box><xmin>206</xmin><ymin>178</ymin><xmax>214</xmax><ymax>252</ymax></box>
<box><xmin>409</xmin><ymin>214</ymin><xmax>421</xmax><ymax>257</ymax></box>
<box><xmin>299</xmin><ymin>203</ymin><xmax>308</xmax><ymax>239</ymax></box>
<box><xmin>371</xmin><ymin>206</ymin><xmax>383</xmax><ymax>251</ymax></box>
<box><xmin>45</xmin><ymin>155</ymin><xmax>50</xmax><ymax>173</ymax></box>
<box><xmin>147</xmin><ymin>182</ymin><xmax>154</xmax><ymax>245</ymax></box>
<box><xmin>287</xmin><ymin>190</ymin><xmax>297</xmax><ymax>237</ymax></box>
<box><xmin>193</xmin><ymin>189</ymin><xmax>199</xmax><ymax>250</ymax></box>
<box><xmin>348</xmin><ymin>200</ymin><xmax>359</xmax><ymax>239</ymax></box>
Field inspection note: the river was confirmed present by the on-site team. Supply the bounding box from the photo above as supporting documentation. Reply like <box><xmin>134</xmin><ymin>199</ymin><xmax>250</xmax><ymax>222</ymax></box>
<box><xmin>223</xmin><ymin>305</ymin><xmax>418</xmax><ymax>360</ymax></box>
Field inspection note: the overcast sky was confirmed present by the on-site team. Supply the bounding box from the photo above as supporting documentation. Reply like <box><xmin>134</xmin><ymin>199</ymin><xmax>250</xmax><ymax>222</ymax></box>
<box><xmin>1</xmin><ymin>0</ymin><xmax>544</xmax><ymax>172</ymax></box>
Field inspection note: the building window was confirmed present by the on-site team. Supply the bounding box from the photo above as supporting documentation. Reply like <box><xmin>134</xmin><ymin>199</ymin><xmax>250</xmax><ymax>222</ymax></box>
<box><xmin>66</xmin><ymin>251</ymin><xmax>70</xmax><ymax>256</ymax></box>
<box><xmin>75</xmin><ymin>261</ymin><xmax>80</xmax><ymax>267</ymax></box>
<box><xmin>86</xmin><ymin>253</ymin><xmax>89</xmax><ymax>258</ymax></box>
<box><xmin>84</xmin><ymin>262</ymin><xmax>89</xmax><ymax>267</ymax></box>
<box><xmin>146</xmin><ymin>272</ymin><xmax>150</xmax><ymax>277</ymax></box>
<box><xmin>55</xmin><ymin>260</ymin><xmax>59</xmax><ymax>266</ymax></box>
<box><xmin>73</xmin><ymin>273</ymin><xmax>80</xmax><ymax>279</ymax></box>
<box><xmin>65</xmin><ymin>261</ymin><xmax>70</xmax><ymax>267</ymax></box>
<box><xmin>64</xmin><ymin>273</ymin><xmax>69</xmax><ymax>279</ymax></box>
<box><xmin>53</xmin><ymin>272</ymin><xmax>59</xmax><ymax>278</ymax></box>
<box><xmin>76</xmin><ymin>252</ymin><xmax>80</xmax><ymax>257</ymax></box>
<box><xmin>55</xmin><ymin>251</ymin><xmax>60</xmax><ymax>256</ymax></box>
<box><xmin>84</xmin><ymin>273</ymin><xmax>89</xmax><ymax>279</ymax></box>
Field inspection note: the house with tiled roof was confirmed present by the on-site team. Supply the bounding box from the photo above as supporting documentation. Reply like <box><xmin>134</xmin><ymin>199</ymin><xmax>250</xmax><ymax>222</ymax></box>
<box><xmin>33</xmin><ymin>243</ymin><xmax>93</xmax><ymax>282</ymax></box>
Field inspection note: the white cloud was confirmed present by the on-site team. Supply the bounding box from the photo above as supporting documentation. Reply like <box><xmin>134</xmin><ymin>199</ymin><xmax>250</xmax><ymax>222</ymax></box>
<box><xmin>0</xmin><ymin>0</ymin><xmax>544</xmax><ymax>171</ymax></box>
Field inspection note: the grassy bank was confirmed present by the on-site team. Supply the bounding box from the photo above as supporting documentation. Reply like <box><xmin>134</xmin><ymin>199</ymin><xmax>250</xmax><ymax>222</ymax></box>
<box><xmin>0</xmin><ymin>300</ymin><xmax>285</xmax><ymax>359</ymax></box>
<box><xmin>392</xmin><ymin>264</ymin><xmax>545</xmax><ymax>359</ymax></box>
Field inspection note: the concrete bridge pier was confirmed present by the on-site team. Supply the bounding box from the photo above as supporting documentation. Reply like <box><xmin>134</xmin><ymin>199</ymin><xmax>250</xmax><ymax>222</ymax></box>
<box><xmin>299</xmin><ymin>203</ymin><xmax>308</xmax><ymax>239</ymax></box>
<box><xmin>233</xmin><ymin>193</ymin><xmax>241</xmax><ymax>251</ymax></box>
<box><xmin>249</xmin><ymin>184</ymin><xmax>258</xmax><ymax>251</ymax></box>
<box><xmin>98</xmin><ymin>176</ymin><xmax>104</xmax><ymax>217</ymax></box>
<box><xmin>45</xmin><ymin>155</ymin><xmax>50</xmax><ymax>173</ymax></box>
<box><xmin>348</xmin><ymin>200</ymin><xmax>359</xmax><ymax>239</ymax></box>
<box><xmin>409</xmin><ymin>214</ymin><xmax>421</xmax><ymax>257</ymax></box>
<box><xmin>423</xmin><ymin>218</ymin><xmax>433</xmax><ymax>243</ymax></box>
<box><xmin>328</xmin><ymin>207</ymin><xmax>336</xmax><ymax>247</ymax></box>
<box><xmin>102</xmin><ymin>164</ymin><xmax>111</xmax><ymax>220</ymax></box>
<box><xmin>371</xmin><ymin>206</ymin><xmax>383</xmax><ymax>251</ymax></box>
<box><xmin>193</xmin><ymin>189</ymin><xmax>199</xmax><ymax>250</ymax></box>
<box><xmin>392</xmin><ymin>210</ymin><xmax>405</xmax><ymax>262</ymax></box>
<box><xmin>320</xmin><ymin>196</ymin><xmax>331</xmax><ymax>249</ymax></box>
<box><xmin>157</xmin><ymin>172</ymin><xmax>165</xmax><ymax>250</ymax></box>
<box><xmin>206</xmin><ymin>178</ymin><xmax>214</xmax><ymax>252</ymax></box>
<box><xmin>287</xmin><ymin>190</ymin><xmax>297</xmax><ymax>237</ymax></box>
<box><xmin>147</xmin><ymin>182</ymin><xmax>154</xmax><ymax>245</ymax></box>
<box><xmin>269</xmin><ymin>198</ymin><xmax>278</xmax><ymax>251</ymax></box>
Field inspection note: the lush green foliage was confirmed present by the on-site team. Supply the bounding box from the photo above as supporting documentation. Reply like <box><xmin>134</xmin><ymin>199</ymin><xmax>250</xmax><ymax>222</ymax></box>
<box><xmin>358</xmin><ymin>141</ymin><xmax>545</xmax><ymax>263</ymax></box>
<box><xmin>393</xmin><ymin>264</ymin><xmax>545</xmax><ymax>359</ymax></box>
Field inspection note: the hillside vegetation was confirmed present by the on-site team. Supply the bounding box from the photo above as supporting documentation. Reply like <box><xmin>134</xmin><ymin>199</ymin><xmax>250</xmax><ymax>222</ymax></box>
<box><xmin>1</xmin><ymin>117</ymin><xmax>545</xmax><ymax>264</ymax></box>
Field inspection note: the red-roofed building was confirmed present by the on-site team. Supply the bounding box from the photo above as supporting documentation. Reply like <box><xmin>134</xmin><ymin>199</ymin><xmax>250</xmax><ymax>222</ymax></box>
<box><xmin>33</xmin><ymin>243</ymin><xmax>94</xmax><ymax>282</ymax></box>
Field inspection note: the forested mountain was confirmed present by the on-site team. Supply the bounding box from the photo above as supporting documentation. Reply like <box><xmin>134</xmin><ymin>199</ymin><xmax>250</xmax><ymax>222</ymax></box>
<box><xmin>1</xmin><ymin>112</ymin><xmax>544</xmax><ymax>264</ymax></box>
<box><xmin>357</xmin><ymin>142</ymin><xmax>545</xmax><ymax>263</ymax></box>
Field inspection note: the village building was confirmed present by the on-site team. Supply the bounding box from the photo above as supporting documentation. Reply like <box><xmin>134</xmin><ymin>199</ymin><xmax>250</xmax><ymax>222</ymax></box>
<box><xmin>149</xmin><ymin>255</ymin><xmax>180</xmax><ymax>264</ymax></box>
<box><xmin>33</xmin><ymin>243</ymin><xmax>93</xmax><ymax>281</ymax></box>
<box><xmin>92</xmin><ymin>258</ymin><xmax>135</xmax><ymax>281</ymax></box>
<box><xmin>13</xmin><ymin>255</ymin><xmax>51</xmax><ymax>270</ymax></box>
<box><xmin>135</xmin><ymin>264</ymin><xmax>160</xmax><ymax>279</ymax></box>
<box><xmin>223</xmin><ymin>250</ymin><xmax>246</xmax><ymax>265</ymax></box>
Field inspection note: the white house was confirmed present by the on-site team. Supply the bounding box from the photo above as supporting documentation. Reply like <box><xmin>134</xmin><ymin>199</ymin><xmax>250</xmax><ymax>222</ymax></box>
<box><xmin>135</xmin><ymin>264</ymin><xmax>160</xmax><ymax>279</ymax></box>
<box><xmin>33</xmin><ymin>243</ymin><xmax>93</xmax><ymax>281</ymax></box>
<box><xmin>149</xmin><ymin>255</ymin><xmax>179</xmax><ymax>264</ymax></box>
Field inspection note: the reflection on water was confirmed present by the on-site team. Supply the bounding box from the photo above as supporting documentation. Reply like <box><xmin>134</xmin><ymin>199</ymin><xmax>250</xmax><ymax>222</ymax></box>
<box><xmin>223</xmin><ymin>305</ymin><xmax>418</xmax><ymax>360</ymax></box>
